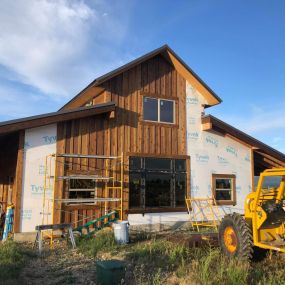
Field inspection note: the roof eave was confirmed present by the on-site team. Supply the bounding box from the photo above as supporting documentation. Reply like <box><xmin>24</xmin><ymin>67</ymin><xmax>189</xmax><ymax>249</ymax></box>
<box><xmin>202</xmin><ymin>114</ymin><xmax>285</xmax><ymax>162</ymax></box>
<box><xmin>0</xmin><ymin>102</ymin><xmax>116</xmax><ymax>135</ymax></box>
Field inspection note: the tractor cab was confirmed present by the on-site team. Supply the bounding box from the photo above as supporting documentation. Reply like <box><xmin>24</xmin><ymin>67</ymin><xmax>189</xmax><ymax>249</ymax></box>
<box><xmin>245</xmin><ymin>169</ymin><xmax>285</xmax><ymax>251</ymax></box>
<box><xmin>219</xmin><ymin>169</ymin><xmax>285</xmax><ymax>260</ymax></box>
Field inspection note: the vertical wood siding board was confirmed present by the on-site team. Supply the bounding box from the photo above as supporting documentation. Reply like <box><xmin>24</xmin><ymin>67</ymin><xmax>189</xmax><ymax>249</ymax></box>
<box><xmin>105</xmin><ymin>80</ymin><xmax>111</xmax><ymax>157</ymax></box>
<box><xmin>172</xmin><ymin>69</ymin><xmax>177</xmax><ymax>97</ymax></box>
<box><xmin>136</xmin><ymin>65</ymin><xmax>141</xmax><ymax>153</ymax></box>
<box><xmin>65</xmin><ymin>122</ymin><xmax>72</xmax><ymax>171</ymax></box>
<box><xmin>13</xmin><ymin>130</ymin><xmax>25</xmax><ymax>233</ymax></box>
<box><xmin>142</xmin><ymin>125</ymin><xmax>146</xmax><ymax>153</ymax></box>
<box><xmin>165</xmin><ymin>61</ymin><xmax>170</xmax><ymax>98</ymax></box>
<box><xmin>87</xmin><ymin>209</ymin><xmax>92</xmax><ymax>223</ymax></box>
<box><xmin>161</xmin><ymin>127</ymin><xmax>166</xmax><ymax>154</ymax></box>
<box><xmin>71</xmin><ymin>209</ymin><xmax>75</xmax><ymax>227</ymax></box>
<box><xmin>159</xmin><ymin>56</ymin><xmax>166</xmax><ymax>96</ymax></box>
<box><xmin>70</xmin><ymin>121</ymin><xmax>75</xmax><ymax>171</ymax></box>
<box><xmin>72</xmin><ymin>120</ymin><xmax>79</xmax><ymax>171</ymax></box>
<box><xmin>122</xmin><ymin>71</ymin><xmax>129</xmax><ymax>153</ymax></box>
<box><xmin>129</xmin><ymin>68</ymin><xmax>134</xmax><ymax>153</ymax></box>
<box><xmin>88</xmin><ymin>117</ymin><xmax>96</xmax><ymax>171</ymax></box>
<box><xmin>142</xmin><ymin>62</ymin><xmax>149</xmax><ymax>92</ymax></box>
<box><xmin>137</xmin><ymin>65</ymin><xmax>143</xmax><ymax>153</ymax></box>
<box><xmin>129</xmin><ymin>67</ymin><xmax>137</xmax><ymax>153</ymax></box>
<box><xmin>85</xmin><ymin>118</ymin><xmax>91</xmax><ymax>170</ymax></box>
<box><xmin>54</xmin><ymin>122</ymin><xmax>66</xmax><ymax>224</ymax></box>
<box><xmin>148</xmin><ymin>58</ymin><xmax>156</xmax><ymax>94</ymax></box>
<box><xmin>116</xmin><ymin>75</ymin><xmax>122</xmax><ymax>155</ymax></box>
<box><xmin>154</xmin><ymin>56</ymin><xmax>161</xmax><ymax>94</ymax></box>
<box><xmin>105</xmin><ymin>80</ymin><xmax>112</xmax><ymax>102</ymax></box>
<box><xmin>78</xmin><ymin>119</ymin><xmax>83</xmax><ymax>170</ymax></box>
<box><xmin>169</xmin><ymin>64</ymin><xmax>173</xmax><ymax>98</ymax></box>
<box><xmin>103</xmin><ymin>117</ymin><xmax>110</xmax><ymax>157</ymax></box>
<box><xmin>165</xmin><ymin>127</ymin><xmax>169</xmax><ymax>155</ymax></box>
<box><xmin>78</xmin><ymin>209</ymin><xmax>82</xmax><ymax>226</ymax></box>
<box><xmin>81</xmin><ymin>118</ymin><xmax>88</xmax><ymax>171</ymax></box>
<box><xmin>127</xmin><ymin>70</ymin><xmax>132</xmax><ymax>153</ymax></box>
<box><xmin>171</xmin><ymin>128</ymin><xmax>174</xmax><ymax>155</ymax></box>
<box><xmin>109</xmin><ymin>78</ymin><xmax>117</xmax><ymax>157</ymax></box>
<box><xmin>151</xmin><ymin>125</ymin><xmax>156</xmax><ymax>154</ymax></box>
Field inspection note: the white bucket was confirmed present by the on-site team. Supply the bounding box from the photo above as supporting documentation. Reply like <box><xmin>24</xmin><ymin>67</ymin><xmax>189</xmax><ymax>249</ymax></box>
<box><xmin>113</xmin><ymin>221</ymin><xmax>129</xmax><ymax>244</ymax></box>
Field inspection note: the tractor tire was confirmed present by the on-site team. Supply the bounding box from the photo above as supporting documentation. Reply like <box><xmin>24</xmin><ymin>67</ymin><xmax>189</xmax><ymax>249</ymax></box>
<box><xmin>218</xmin><ymin>212</ymin><xmax>253</xmax><ymax>261</ymax></box>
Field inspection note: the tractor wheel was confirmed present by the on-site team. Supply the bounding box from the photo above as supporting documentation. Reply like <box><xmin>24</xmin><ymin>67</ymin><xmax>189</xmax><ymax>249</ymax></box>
<box><xmin>218</xmin><ymin>213</ymin><xmax>253</xmax><ymax>261</ymax></box>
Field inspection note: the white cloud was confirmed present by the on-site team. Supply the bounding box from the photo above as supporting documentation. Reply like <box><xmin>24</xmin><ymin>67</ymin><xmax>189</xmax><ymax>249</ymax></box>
<box><xmin>212</xmin><ymin>103</ymin><xmax>285</xmax><ymax>153</ymax></box>
<box><xmin>216</xmin><ymin>103</ymin><xmax>285</xmax><ymax>134</ymax></box>
<box><xmin>0</xmin><ymin>0</ymin><xmax>131</xmax><ymax>99</ymax></box>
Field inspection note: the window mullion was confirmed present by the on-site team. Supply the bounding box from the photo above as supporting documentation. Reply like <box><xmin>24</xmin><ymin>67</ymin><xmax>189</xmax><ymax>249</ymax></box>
<box><xmin>158</xmin><ymin>98</ymin><xmax>160</xmax><ymax>122</ymax></box>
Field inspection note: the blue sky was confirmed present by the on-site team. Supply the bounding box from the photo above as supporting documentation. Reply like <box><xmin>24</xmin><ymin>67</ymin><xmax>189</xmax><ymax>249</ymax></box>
<box><xmin>0</xmin><ymin>0</ymin><xmax>284</xmax><ymax>152</ymax></box>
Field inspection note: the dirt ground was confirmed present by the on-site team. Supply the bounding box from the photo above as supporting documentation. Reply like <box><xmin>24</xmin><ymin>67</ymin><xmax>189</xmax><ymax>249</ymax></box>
<box><xmin>19</xmin><ymin>243</ymin><xmax>97</xmax><ymax>285</ymax></box>
<box><xmin>17</xmin><ymin>232</ymin><xmax>218</xmax><ymax>285</ymax></box>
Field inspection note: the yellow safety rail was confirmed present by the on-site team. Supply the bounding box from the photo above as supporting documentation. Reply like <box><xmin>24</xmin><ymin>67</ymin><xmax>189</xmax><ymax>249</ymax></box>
<box><xmin>185</xmin><ymin>197</ymin><xmax>224</xmax><ymax>232</ymax></box>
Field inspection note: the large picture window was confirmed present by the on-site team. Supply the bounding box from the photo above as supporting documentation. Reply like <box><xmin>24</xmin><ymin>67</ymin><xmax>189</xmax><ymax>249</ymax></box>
<box><xmin>143</xmin><ymin>97</ymin><xmax>175</xmax><ymax>124</ymax></box>
<box><xmin>212</xmin><ymin>174</ymin><xmax>236</xmax><ymax>205</ymax></box>
<box><xmin>129</xmin><ymin>157</ymin><xmax>187</xmax><ymax>210</ymax></box>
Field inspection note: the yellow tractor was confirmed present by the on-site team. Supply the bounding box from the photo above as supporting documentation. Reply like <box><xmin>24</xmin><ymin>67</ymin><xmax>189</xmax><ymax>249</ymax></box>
<box><xmin>219</xmin><ymin>168</ymin><xmax>285</xmax><ymax>260</ymax></box>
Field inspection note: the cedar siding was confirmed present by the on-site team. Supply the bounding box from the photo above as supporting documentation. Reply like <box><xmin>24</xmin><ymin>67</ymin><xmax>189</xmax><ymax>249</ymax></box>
<box><xmin>55</xmin><ymin>54</ymin><xmax>190</xmax><ymax>224</ymax></box>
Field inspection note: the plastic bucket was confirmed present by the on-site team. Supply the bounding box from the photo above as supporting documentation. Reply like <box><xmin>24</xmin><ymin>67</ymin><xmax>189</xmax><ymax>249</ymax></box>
<box><xmin>112</xmin><ymin>221</ymin><xmax>129</xmax><ymax>244</ymax></box>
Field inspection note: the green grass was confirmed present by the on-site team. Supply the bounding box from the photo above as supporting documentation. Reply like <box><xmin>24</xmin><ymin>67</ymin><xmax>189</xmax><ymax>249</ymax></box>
<box><xmin>77</xmin><ymin>233</ymin><xmax>285</xmax><ymax>285</ymax></box>
<box><xmin>76</xmin><ymin>229</ymin><xmax>117</xmax><ymax>257</ymax></box>
<box><xmin>0</xmin><ymin>240</ymin><xmax>35</xmax><ymax>281</ymax></box>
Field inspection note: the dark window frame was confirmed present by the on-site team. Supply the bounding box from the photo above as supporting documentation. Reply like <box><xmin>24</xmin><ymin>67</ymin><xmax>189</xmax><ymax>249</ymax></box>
<box><xmin>143</xmin><ymin>96</ymin><xmax>175</xmax><ymax>124</ymax></box>
<box><xmin>129</xmin><ymin>157</ymin><xmax>187</xmax><ymax>211</ymax></box>
<box><xmin>212</xmin><ymin>174</ymin><xmax>236</xmax><ymax>206</ymax></box>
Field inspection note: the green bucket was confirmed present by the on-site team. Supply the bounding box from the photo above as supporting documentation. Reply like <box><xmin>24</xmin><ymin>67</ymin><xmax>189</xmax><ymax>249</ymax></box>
<box><xmin>96</xmin><ymin>260</ymin><xmax>126</xmax><ymax>285</ymax></box>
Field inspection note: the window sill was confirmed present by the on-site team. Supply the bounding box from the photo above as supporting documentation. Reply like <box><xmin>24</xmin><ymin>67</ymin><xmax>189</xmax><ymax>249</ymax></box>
<box><xmin>126</xmin><ymin>207</ymin><xmax>188</xmax><ymax>214</ymax></box>
<box><xmin>140</xmin><ymin>120</ymin><xmax>179</xmax><ymax>128</ymax></box>
<box><xmin>215</xmin><ymin>201</ymin><xmax>236</xmax><ymax>206</ymax></box>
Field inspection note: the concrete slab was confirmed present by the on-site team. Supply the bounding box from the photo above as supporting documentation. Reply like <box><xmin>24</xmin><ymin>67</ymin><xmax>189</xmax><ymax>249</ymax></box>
<box><xmin>14</xmin><ymin>232</ymin><xmax>37</xmax><ymax>242</ymax></box>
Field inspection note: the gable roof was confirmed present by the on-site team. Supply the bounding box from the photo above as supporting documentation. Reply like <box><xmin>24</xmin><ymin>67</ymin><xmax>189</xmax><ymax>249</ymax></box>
<box><xmin>0</xmin><ymin>102</ymin><xmax>115</xmax><ymax>135</ymax></box>
<box><xmin>202</xmin><ymin>114</ymin><xmax>285</xmax><ymax>164</ymax></box>
<box><xmin>60</xmin><ymin>45</ymin><xmax>222</xmax><ymax>110</ymax></box>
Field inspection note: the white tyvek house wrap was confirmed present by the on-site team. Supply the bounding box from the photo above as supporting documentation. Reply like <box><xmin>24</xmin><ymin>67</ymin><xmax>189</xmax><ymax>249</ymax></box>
<box><xmin>186</xmin><ymin>81</ymin><xmax>252</xmax><ymax>213</ymax></box>
<box><xmin>20</xmin><ymin>124</ymin><xmax>57</xmax><ymax>232</ymax></box>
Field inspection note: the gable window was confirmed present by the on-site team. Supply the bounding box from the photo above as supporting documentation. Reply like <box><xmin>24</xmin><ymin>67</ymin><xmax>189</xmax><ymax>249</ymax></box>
<box><xmin>143</xmin><ymin>97</ymin><xmax>175</xmax><ymax>123</ymax></box>
<box><xmin>212</xmin><ymin>174</ymin><xmax>236</xmax><ymax>205</ymax></box>
<box><xmin>129</xmin><ymin>157</ymin><xmax>187</xmax><ymax>210</ymax></box>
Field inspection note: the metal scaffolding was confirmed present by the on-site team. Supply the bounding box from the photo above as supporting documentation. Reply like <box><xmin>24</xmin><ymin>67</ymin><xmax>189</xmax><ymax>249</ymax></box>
<box><xmin>42</xmin><ymin>152</ymin><xmax>124</xmax><ymax>231</ymax></box>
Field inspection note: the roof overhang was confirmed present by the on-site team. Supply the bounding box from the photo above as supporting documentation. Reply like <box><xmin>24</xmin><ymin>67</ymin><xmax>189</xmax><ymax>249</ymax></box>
<box><xmin>0</xmin><ymin>102</ymin><xmax>116</xmax><ymax>135</ymax></box>
<box><xmin>60</xmin><ymin>45</ymin><xmax>222</xmax><ymax>110</ymax></box>
<box><xmin>202</xmin><ymin>115</ymin><xmax>285</xmax><ymax>166</ymax></box>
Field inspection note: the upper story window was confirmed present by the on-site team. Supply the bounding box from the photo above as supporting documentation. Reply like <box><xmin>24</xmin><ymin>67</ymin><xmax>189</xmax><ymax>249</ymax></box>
<box><xmin>143</xmin><ymin>97</ymin><xmax>175</xmax><ymax>124</ymax></box>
